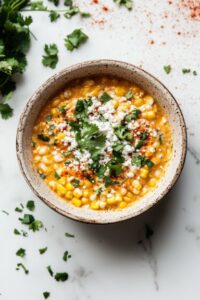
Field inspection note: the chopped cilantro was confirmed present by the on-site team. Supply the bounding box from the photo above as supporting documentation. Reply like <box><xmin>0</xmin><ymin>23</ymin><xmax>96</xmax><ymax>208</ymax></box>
<box><xmin>81</xmin><ymin>12</ymin><xmax>91</xmax><ymax>17</ymax></box>
<box><xmin>96</xmin><ymin>187</ymin><xmax>103</xmax><ymax>196</ymax></box>
<box><xmin>39</xmin><ymin>247</ymin><xmax>48</xmax><ymax>254</ymax></box>
<box><xmin>193</xmin><ymin>70</ymin><xmax>197</xmax><ymax>76</ymax></box>
<box><xmin>85</xmin><ymin>174</ymin><xmax>95</xmax><ymax>183</ymax></box>
<box><xmin>1</xmin><ymin>209</ymin><xmax>9</xmax><ymax>215</ymax></box>
<box><xmin>125</xmin><ymin>90</ymin><xmax>133</xmax><ymax>100</ymax></box>
<box><xmin>113</xmin><ymin>0</ymin><xmax>133</xmax><ymax>10</ymax></box>
<box><xmin>19</xmin><ymin>214</ymin><xmax>35</xmax><ymax>225</ymax></box>
<box><xmin>15</xmin><ymin>207</ymin><xmax>23</xmax><ymax>213</ymax></box>
<box><xmin>37</xmin><ymin>134</ymin><xmax>50</xmax><ymax>142</ymax></box>
<box><xmin>26</xmin><ymin>200</ymin><xmax>35</xmax><ymax>212</ymax></box>
<box><xmin>64</xmin><ymin>29</ymin><xmax>88</xmax><ymax>51</ymax></box>
<box><xmin>65</xmin><ymin>232</ymin><xmax>75</xmax><ymax>238</ymax></box>
<box><xmin>71</xmin><ymin>178</ymin><xmax>80</xmax><ymax>187</ymax></box>
<box><xmin>43</xmin><ymin>292</ymin><xmax>50</xmax><ymax>299</ymax></box>
<box><xmin>64</xmin><ymin>6</ymin><xmax>80</xmax><ymax>19</ymax></box>
<box><xmin>64</xmin><ymin>0</ymin><xmax>72</xmax><ymax>5</ymax></box>
<box><xmin>39</xmin><ymin>173</ymin><xmax>47</xmax><ymax>179</ymax></box>
<box><xmin>16</xmin><ymin>248</ymin><xmax>26</xmax><ymax>258</ymax></box>
<box><xmin>46</xmin><ymin>114</ymin><xmax>52</xmax><ymax>122</ymax></box>
<box><xmin>29</xmin><ymin>1</ymin><xmax>47</xmax><ymax>10</ymax></box>
<box><xmin>29</xmin><ymin>220</ymin><xmax>43</xmax><ymax>232</ymax></box>
<box><xmin>182</xmin><ymin>68</ymin><xmax>191</xmax><ymax>74</ymax></box>
<box><xmin>114</xmin><ymin>125</ymin><xmax>132</xmax><ymax>141</ymax></box>
<box><xmin>63</xmin><ymin>251</ymin><xmax>71</xmax><ymax>261</ymax></box>
<box><xmin>48</xmin><ymin>0</ymin><xmax>59</xmax><ymax>6</ymax></box>
<box><xmin>54</xmin><ymin>272</ymin><xmax>68</xmax><ymax>282</ymax></box>
<box><xmin>163</xmin><ymin>65</ymin><xmax>171</xmax><ymax>74</ymax></box>
<box><xmin>49</xmin><ymin>10</ymin><xmax>60</xmax><ymax>21</ymax></box>
<box><xmin>58</xmin><ymin>106</ymin><xmax>66</xmax><ymax>114</ymax></box>
<box><xmin>145</xmin><ymin>159</ymin><xmax>154</xmax><ymax>168</ymax></box>
<box><xmin>0</xmin><ymin>103</ymin><xmax>13</xmax><ymax>119</ymax></box>
<box><xmin>131</xmin><ymin>154</ymin><xmax>145</xmax><ymax>167</ymax></box>
<box><xmin>135</xmin><ymin>139</ymin><xmax>146</xmax><ymax>150</ymax></box>
<box><xmin>42</xmin><ymin>44</ymin><xmax>59</xmax><ymax>69</ymax></box>
<box><xmin>125</xmin><ymin>109</ymin><xmax>141</xmax><ymax>122</ymax></box>
<box><xmin>16</xmin><ymin>263</ymin><xmax>29</xmax><ymax>274</ymax></box>
<box><xmin>139</xmin><ymin>131</ymin><xmax>148</xmax><ymax>140</ymax></box>
<box><xmin>47</xmin><ymin>265</ymin><xmax>54</xmax><ymax>277</ymax></box>
<box><xmin>104</xmin><ymin>176</ymin><xmax>118</xmax><ymax>187</ymax></box>
<box><xmin>14</xmin><ymin>228</ymin><xmax>21</xmax><ymax>235</ymax></box>
<box><xmin>100</xmin><ymin>92</ymin><xmax>112</xmax><ymax>103</ymax></box>
<box><xmin>54</xmin><ymin>172</ymin><xmax>61</xmax><ymax>180</ymax></box>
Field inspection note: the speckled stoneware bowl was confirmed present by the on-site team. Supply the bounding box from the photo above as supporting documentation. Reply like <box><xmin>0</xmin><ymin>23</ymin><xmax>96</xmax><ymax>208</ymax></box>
<box><xmin>16</xmin><ymin>60</ymin><xmax>187</xmax><ymax>224</ymax></box>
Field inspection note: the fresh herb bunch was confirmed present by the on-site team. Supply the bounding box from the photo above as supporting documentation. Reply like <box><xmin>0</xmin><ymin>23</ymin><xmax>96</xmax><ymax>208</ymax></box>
<box><xmin>0</xmin><ymin>0</ymin><xmax>32</xmax><ymax>119</ymax></box>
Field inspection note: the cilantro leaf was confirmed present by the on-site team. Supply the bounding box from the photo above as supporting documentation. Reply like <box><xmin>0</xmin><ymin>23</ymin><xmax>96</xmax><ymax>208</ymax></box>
<box><xmin>42</xmin><ymin>44</ymin><xmax>59</xmax><ymax>69</ymax></box>
<box><xmin>100</xmin><ymin>92</ymin><xmax>112</xmax><ymax>103</ymax></box>
<box><xmin>29</xmin><ymin>1</ymin><xmax>47</xmax><ymax>10</ymax></box>
<box><xmin>63</xmin><ymin>251</ymin><xmax>71</xmax><ymax>261</ymax></box>
<box><xmin>65</xmin><ymin>232</ymin><xmax>74</xmax><ymax>238</ymax></box>
<box><xmin>0</xmin><ymin>103</ymin><xmax>13</xmax><ymax>119</ymax></box>
<box><xmin>113</xmin><ymin>0</ymin><xmax>133</xmax><ymax>10</ymax></box>
<box><xmin>19</xmin><ymin>214</ymin><xmax>35</xmax><ymax>224</ymax></box>
<box><xmin>163</xmin><ymin>65</ymin><xmax>171</xmax><ymax>74</ymax></box>
<box><xmin>47</xmin><ymin>265</ymin><xmax>54</xmax><ymax>276</ymax></box>
<box><xmin>26</xmin><ymin>200</ymin><xmax>35</xmax><ymax>212</ymax></box>
<box><xmin>114</xmin><ymin>125</ymin><xmax>132</xmax><ymax>141</ymax></box>
<box><xmin>48</xmin><ymin>0</ymin><xmax>59</xmax><ymax>6</ymax></box>
<box><xmin>54</xmin><ymin>171</ymin><xmax>61</xmax><ymax>179</ymax></box>
<box><xmin>125</xmin><ymin>109</ymin><xmax>141</xmax><ymax>122</ymax></box>
<box><xmin>49</xmin><ymin>10</ymin><xmax>60</xmax><ymax>22</ymax></box>
<box><xmin>37</xmin><ymin>134</ymin><xmax>50</xmax><ymax>142</ymax></box>
<box><xmin>29</xmin><ymin>220</ymin><xmax>43</xmax><ymax>231</ymax></box>
<box><xmin>104</xmin><ymin>176</ymin><xmax>118</xmax><ymax>187</ymax></box>
<box><xmin>71</xmin><ymin>178</ymin><xmax>80</xmax><ymax>187</ymax></box>
<box><xmin>16</xmin><ymin>248</ymin><xmax>26</xmax><ymax>257</ymax></box>
<box><xmin>16</xmin><ymin>263</ymin><xmax>29</xmax><ymax>274</ymax></box>
<box><xmin>14</xmin><ymin>228</ymin><xmax>21</xmax><ymax>235</ymax></box>
<box><xmin>182</xmin><ymin>68</ymin><xmax>191</xmax><ymax>74</ymax></box>
<box><xmin>54</xmin><ymin>272</ymin><xmax>68</xmax><ymax>282</ymax></box>
<box><xmin>39</xmin><ymin>247</ymin><xmax>48</xmax><ymax>254</ymax></box>
<box><xmin>64</xmin><ymin>29</ymin><xmax>88</xmax><ymax>51</ymax></box>
<box><xmin>64</xmin><ymin>6</ymin><xmax>80</xmax><ymax>19</ymax></box>
<box><xmin>64</xmin><ymin>0</ymin><xmax>72</xmax><ymax>5</ymax></box>
<box><xmin>131</xmin><ymin>154</ymin><xmax>145</xmax><ymax>167</ymax></box>
<box><xmin>43</xmin><ymin>292</ymin><xmax>50</xmax><ymax>299</ymax></box>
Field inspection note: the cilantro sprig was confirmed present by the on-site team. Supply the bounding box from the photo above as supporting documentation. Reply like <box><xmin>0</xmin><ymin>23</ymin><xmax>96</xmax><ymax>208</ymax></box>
<box><xmin>64</xmin><ymin>29</ymin><xmax>88</xmax><ymax>51</ymax></box>
<box><xmin>42</xmin><ymin>44</ymin><xmax>59</xmax><ymax>69</ymax></box>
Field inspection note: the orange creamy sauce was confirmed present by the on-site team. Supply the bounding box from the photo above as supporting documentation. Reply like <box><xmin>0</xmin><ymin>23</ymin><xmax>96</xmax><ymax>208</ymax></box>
<box><xmin>32</xmin><ymin>77</ymin><xmax>172</xmax><ymax>210</ymax></box>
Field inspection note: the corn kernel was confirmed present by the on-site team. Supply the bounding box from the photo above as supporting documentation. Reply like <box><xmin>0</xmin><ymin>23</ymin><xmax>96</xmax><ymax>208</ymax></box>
<box><xmin>140</xmin><ymin>168</ymin><xmax>149</xmax><ymax>179</ymax></box>
<box><xmin>51</xmin><ymin>108</ymin><xmax>58</xmax><ymax>116</ymax></box>
<box><xmin>90</xmin><ymin>202</ymin><xmax>99</xmax><ymax>210</ymax></box>
<box><xmin>58</xmin><ymin>177</ymin><xmax>66</xmax><ymax>185</ymax></box>
<box><xmin>115</xmin><ymin>87</ymin><xmax>126</xmax><ymax>96</ymax></box>
<box><xmin>38</xmin><ymin>146</ymin><xmax>49</xmax><ymax>155</ymax></box>
<box><xmin>56</xmin><ymin>184</ymin><xmax>66</xmax><ymax>196</ymax></box>
<box><xmin>85</xmin><ymin>180</ymin><xmax>92</xmax><ymax>188</ymax></box>
<box><xmin>121</xmin><ymin>188</ymin><xmax>127</xmax><ymax>195</ymax></box>
<box><xmin>143</xmin><ymin>95</ymin><xmax>154</xmax><ymax>105</ymax></box>
<box><xmin>124</xmin><ymin>196</ymin><xmax>132</xmax><ymax>203</ymax></box>
<box><xmin>107</xmin><ymin>197</ymin><xmax>117</xmax><ymax>205</ymax></box>
<box><xmin>56</xmin><ymin>132</ymin><xmax>65</xmax><ymax>141</ymax></box>
<box><xmin>72</xmin><ymin>198</ymin><xmax>82</xmax><ymax>207</ymax></box>
<box><xmin>73</xmin><ymin>188</ymin><xmax>82</xmax><ymax>198</ymax></box>
<box><xmin>143</xmin><ymin>111</ymin><xmax>156</xmax><ymax>120</ymax></box>
<box><xmin>132</xmin><ymin>180</ymin><xmax>142</xmax><ymax>190</ymax></box>
<box><xmin>91</xmin><ymin>86</ymin><xmax>101</xmax><ymax>96</ymax></box>
<box><xmin>82</xmin><ymin>197</ymin><xmax>89</xmax><ymax>205</ymax></box>
<box><xmin>66</xmin><ymin>183</ymin><xmax>74</xmax><ymax>191</ymax></box>
<box><xmin>49</xmin><ymin>181</ymin><xmax>56</xmax><ymax>190</ymax></box>
<box><xmin>134</xmin><ymin>98</ymin><xmax>143</xmax><ymax>107</ymax></box>
<box><xmin>115</xmin><ymin>195</ymin><xmax>122</xmax><ymax>202</ymax></box>
<box><xmin>119</xmin><ymin>201</ymin><xmax>127</xmax><ymax>209</ymax></box>
<box><xmin>113</xmin><ymin>100</ymin><xmax>119</xmax><ymax>109</ymax></box>
<box><xmin>99</xmin><ymin>201</ymin><xmax>106</xmax><ymax>209</ymax></box>
<box><xmin>34</xmin><ymin>155</ymin><xmax>41</xmax><ymax>163</ymax></box>
<box><xmin>148</xmin><ymin>178</ymin><xmax>157</xmax><ymax>188</ymax></box>
<box><xmin>65</xmin><ymin>191</ymin><xmax>73</xmax><ymax>199</ymax></box>
<box><xmin>83</xmin><ymin>190</ymin><xmax>90</xmax><ymax>197</ymax></box>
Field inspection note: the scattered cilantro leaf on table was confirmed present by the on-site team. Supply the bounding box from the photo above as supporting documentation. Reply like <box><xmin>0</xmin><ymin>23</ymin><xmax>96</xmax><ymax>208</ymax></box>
<box><xmin>16</xmin><ymin>248</ymin><xmax>26</xmax><ymax>257</ymax></box>
<box><xmin>182</xmin><ymin>68</ymin><xmax>191</xmax><ymax>74</ymax></box>
<box><xmin>63</xmin><ymin>251</ymin><xmax>71</xmax><ymax>261</ymax></box>
<box><xmin>48</xmin><ymin>0</ymin><xmax>59</xmax><ymax>6</ymax></box>
<box><xmin>64</xmin><ymin>29</ymin><xmax>88</xmax><ymax>51</ymax></box>
<box><xmin>16</xmin><ymin>263</ymin><xmax>29</xmax><ymax>274</ymax></box>
<box><xmin>47</xmin><ymin>265</ymin><xmax>54</xmax><ymax>276</ymax></box>
<box><xmin>65</xmin><ymin>232</ymin><xmax>74</xmax><ymax>238</ymax></box>
<box><xmin>64</xmin><ymin>0</ymin><xmax>72</xmax><ymax>6</ymax></box>
<box><xmin>39</xmin><ymin>247</ymin><xmax>48</xmax><ymax>254</ymax></box>
<box><xmin>163</xmin><ymin>65</ymin><xmax>171</xmax><ymax>74</ymax></box>
<box><xmin>26</xmin><ymin>200</ymin><xmax>35</xmax><ymax>211</ymax></box>
<box><xmin>42</xmin><ymin>44</ymin><xmax>59</xmax><ymax>69</ymax></box>
<box><xmin>43</xmin><ymin>292</ymin><xmax>50</xmax><ymax>299</ymax></box>
<box><xmin>29</xmin><ymin>1</ymin><xmax>47</xmax><ymax>10</ymax></box>
<box><xmin>49</xmin><ymin>10</ymin><xmax>60</xmax><ymax>21</ymax></box>
<box><xmin>113</xmin><ymin>0</ymin><xmax>133</xmax><ymax>10</ymax></box>
<box><xmin>54</xmin><ymin>272</ymin><xmax>68</xmax><ymax>282</ymax></box>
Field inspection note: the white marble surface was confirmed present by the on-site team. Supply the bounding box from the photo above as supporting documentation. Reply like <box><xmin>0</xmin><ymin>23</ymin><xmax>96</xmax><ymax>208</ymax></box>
<box><xmin>0</xmin><ymin>0</ymin><xmax>200</xmax><ymax>299</ymax></box>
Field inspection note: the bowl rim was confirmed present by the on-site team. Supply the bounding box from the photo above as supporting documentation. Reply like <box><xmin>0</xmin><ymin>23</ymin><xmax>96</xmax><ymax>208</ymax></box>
<box><xmin>16</xmin><ymin>59</ymin><xmax>187</xmax><ymax>224</ymax></box>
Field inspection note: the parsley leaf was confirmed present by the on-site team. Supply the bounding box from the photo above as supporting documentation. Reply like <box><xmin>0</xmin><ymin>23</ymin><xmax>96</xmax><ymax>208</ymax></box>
<box><xmin>49</xmin><ymin>10</ymin><xmax>60</xmax><ymax>22</ymax></box>
<box><xmin>163</xmin><ymin>65</ymin><xmax>171</xmax><ymax>74</ymax></box>
<box><xmin>64</xmin><ymin>29</ymin><xmax>88</xmax><ymax>51</ymax></box>
<box><xmin>26</xmin><ymin>200</ymin><xmax>35</xmax><ymax>212</ymax></box>
<box><xmin>42</xmin><ymin>44</ymin><xmax>59</xmax><ymax>69</ymax></box>
<box><xmin>16</xmin><ymin>248</ymin><xmax>26</xmax><ymax>258</ymax></box>
<box><xmin>54</xmin><ymin>272</ymin><xmax>68</xmax><ymax>282</ymax></box>
<box><xmin>100</xmin><ymin>92</ymin><xmax>112</xmax><ymax>103</ymax></box>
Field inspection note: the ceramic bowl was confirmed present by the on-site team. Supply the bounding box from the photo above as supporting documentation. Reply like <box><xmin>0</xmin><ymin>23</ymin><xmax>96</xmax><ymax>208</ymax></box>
<box><xmin>16</xmin><ymin>60</ymin><xmax>187</xmax><ymax>224</ymax></box>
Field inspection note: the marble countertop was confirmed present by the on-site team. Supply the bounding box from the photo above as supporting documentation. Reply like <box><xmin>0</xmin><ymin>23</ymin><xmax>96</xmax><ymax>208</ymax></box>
<box><xmin>0</xmin><ymin>0</ymin><xmax>200</xmax><ymax>299</ymax></box>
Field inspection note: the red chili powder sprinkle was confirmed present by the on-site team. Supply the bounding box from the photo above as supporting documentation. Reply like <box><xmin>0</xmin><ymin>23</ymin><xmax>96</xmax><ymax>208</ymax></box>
<box><xmin>102</xmin><ymin>5</ymin><xmax>109</xmax><ymax>12</ymax></box>
<box><xmin>180</xmin><ymin>0</ymin><xmax>200</xmax><ymax>18</ymax></box>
